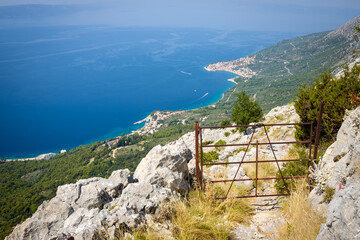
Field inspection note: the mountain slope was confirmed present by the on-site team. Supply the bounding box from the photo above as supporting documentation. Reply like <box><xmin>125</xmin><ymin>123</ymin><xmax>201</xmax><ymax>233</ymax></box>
<box><xmin>208</xmin><ymin>16</ymin><xmax>360</xmax><ymax>112</ymax></box>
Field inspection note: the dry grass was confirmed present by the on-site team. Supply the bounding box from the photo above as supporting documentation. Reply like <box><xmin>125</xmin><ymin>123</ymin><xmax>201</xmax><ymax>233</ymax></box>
<box><xmin>125</xmin><ymin>183</ymin><xmax>254</xmax><ymax>240</ymax></box>
<box><xmin>243</xmin><ymin>161</ymin><xmax>277</xmax><ymax>179</ymax></box>
<box><xmin>132</xmin><ymin>228</ymin><xmax>165</xmax><ymax>240</ymax></box>
<box><xmin>278</xmin><ymin>180</ymin><xmax>326</xmax><ymax>240</ymax></box>
<box><xmin>170</xmin><ymin>183</ymin><xmax>253</xmax><ymax>240</ymax></box>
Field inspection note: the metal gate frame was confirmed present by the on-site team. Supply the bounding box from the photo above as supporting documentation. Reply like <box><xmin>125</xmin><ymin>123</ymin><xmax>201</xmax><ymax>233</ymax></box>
<box><xmin>194</xmin><ymin>103</ymin><xmax>323</xmax><ymax>199</ymax></box>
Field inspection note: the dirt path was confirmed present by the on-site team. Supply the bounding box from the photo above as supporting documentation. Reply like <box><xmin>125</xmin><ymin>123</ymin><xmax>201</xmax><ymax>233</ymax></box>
<box><xmin>231</xmin><ymin>182</ymin><xmax>286</xmax><ymax>240</ymax></box>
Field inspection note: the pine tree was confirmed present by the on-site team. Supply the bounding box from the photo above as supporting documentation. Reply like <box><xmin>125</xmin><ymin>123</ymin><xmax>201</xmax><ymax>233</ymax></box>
<box><xmin>231</xmin><ymin>91</ymin><xmax>263</xmax><ymax>128</ymax></box>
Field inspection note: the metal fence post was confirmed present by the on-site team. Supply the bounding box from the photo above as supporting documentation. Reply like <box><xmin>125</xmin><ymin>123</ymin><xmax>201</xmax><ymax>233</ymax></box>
<box><xmin>255</xmin><ymin>140</ymin><xmax>259</xmax><ymax>197</ymax></box>
<box><xmin>313</xmin><ymin>101</ymin><xmax>324</xmax><ymax>160</ymax></box>
<box><xmin>195</xmin><ymin>122</ymin><xmax>200</xmax><ymax>189</ymax></box>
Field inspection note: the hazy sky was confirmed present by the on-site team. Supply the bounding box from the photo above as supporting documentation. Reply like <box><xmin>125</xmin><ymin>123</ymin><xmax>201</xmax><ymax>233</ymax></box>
<box><xmin>0</xmin><ymin>0</ymin><xmax>359</xmax><ymax>33</ymax></box>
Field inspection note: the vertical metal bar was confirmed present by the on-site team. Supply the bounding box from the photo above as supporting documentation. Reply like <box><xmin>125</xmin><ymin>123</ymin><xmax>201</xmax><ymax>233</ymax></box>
<box><xmin>194</xmin><ymin>122</ymin><xmax>200</xmax><ymax>189</ymax></box>
<box><xmin>255</xmin><ymin>140</ymin><xmax>259</xmax><ymax>197</ymax></box>
<box><xmin>308</xmin><ymin>122</ymin><xmax>314</xmax><ymax>191</ymax></box>
<box><xmin>199</xmin><ymin>128</ymin><xmax>204</xmax><ymax>190</ymax></box>
<box><xmin>309</xmin><ymin>122</ymin><xmax>313</xmax><ymax>164</ymax></box>
<box><xmin>313</xmin><ymin>101</ymin><xmax>324</xmax><ymax>160</ymax></box>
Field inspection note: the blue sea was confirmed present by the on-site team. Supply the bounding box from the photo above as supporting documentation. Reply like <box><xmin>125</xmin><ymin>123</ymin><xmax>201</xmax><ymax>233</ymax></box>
<box><xmin>0</xmin><ymin>26</ymin><xmax>296</xmax><ymax>158</ymax></box>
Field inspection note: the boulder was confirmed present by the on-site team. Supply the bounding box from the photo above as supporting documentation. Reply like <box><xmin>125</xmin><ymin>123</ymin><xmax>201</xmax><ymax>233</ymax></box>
<box><xmin>134</xmin><ymin>140</ymin><xmax>192</xmax><ymax>195</ymax></box>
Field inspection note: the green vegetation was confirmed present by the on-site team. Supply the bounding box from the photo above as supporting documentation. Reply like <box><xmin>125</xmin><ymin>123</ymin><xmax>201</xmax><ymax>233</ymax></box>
<box><xmin>231</xmin><ymin>91</ymin><xmax>263</xmax><ymax>131</ymax></box>
<box><xmin>214</xmin><ymin>140</ymin><xmax>227</xmax><ymax>151</ymax></box>
<box><xmin>322</xmin><ymin>186</ymin><xmax>336</xmax><ymax>203</ymax></box>
<box><xmin>0</xmin><ymin>124</ymin><xmax>193</xmax><ymax>240</ymax></box>
<box><xmin>294</xmin><ymin>65</ymin><xmax>360</xmax><ymax>144</ymax></box>
<box><xmin>224</xmin><ymin>132</ymin><xmax>230</xmax><ymax>137</ymax></box>
<box><xmin>202</xmin><ymin>150</ymin><xmax>219</xmax><ymax>164</ymax></box>
<box><xmin>220</xmin><ymin>119</ymin><xmax>231</xmax><ymax>126</ymax></box>
<box><xmin>275</xmin><ymin>146</ymin><xmax>309</xmax><ymax>194</ymax></box>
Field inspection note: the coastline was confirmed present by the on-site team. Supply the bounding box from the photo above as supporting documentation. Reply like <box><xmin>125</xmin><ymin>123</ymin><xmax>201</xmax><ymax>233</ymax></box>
<box><xmin>227</xmin><ymin>77</ymin><xmax>238</xmax><ymax>85</ymax></box>
<box><xmin>5</xmin><ymin>64</ymin><xmax>243</xmax><ymax>161</ymax></box>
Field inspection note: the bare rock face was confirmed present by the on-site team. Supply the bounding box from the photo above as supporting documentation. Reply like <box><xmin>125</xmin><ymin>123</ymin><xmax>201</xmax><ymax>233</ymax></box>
<box><xmin>134</xmin><ymin>140</ymin><xmax>192</xmax><ymax>195</ymax></box>
<box><xmin>5</xmin><ymin>168</ymin><xmax>178</xmax><ymax>240</ymax></box>
<box><xmin>316</xmin><ymin>177</ymin><xmax>360</xmax><ymax>240</ymax></box>
<box><xmin>326</xmin><ymin>16</ymin><xmax>360</xmax><ymax>40</ymax></box>
<box><xmin>310</xmin><ymin>107</ymin><xmax>360</xmax><ymax>214</ymax></box>
<box><xmin>309</xmin><ymin>107</ymin><xmax>360</xmax><ymax>239</ymax></box>
<box><xmin>5</xmin><ymin>169</ymin><xmax>132</xmax><ymax>240</ymax></box>
<box><xmin>6</xmin><ymin>137</ymin><xmax>193</xmax><ymax>240</ymax></box>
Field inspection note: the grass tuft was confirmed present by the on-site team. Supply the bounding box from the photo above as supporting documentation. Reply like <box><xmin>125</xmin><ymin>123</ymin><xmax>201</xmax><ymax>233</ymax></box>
<box><xmin>278</xmin><ymin>180</ymin><xmax>325</xmax><ymax>240</ymax></box>
<box><xmin>170</xmin><ymin>183</ymin><xmax>253</xmax><ymax>240</ymax></box>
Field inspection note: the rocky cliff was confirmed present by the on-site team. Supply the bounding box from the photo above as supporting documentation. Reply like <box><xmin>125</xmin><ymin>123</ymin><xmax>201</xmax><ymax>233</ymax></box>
<box><xmin>310</xmin><ymin>107</ymin><xmax>360</xmax><ymax>239</ymax></box>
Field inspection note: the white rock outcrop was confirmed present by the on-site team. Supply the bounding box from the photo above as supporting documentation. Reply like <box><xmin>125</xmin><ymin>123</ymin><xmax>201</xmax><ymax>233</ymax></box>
<box><xmin>310</xmin><ymin>107</ymin><xmax>360</xmax><ymax>214</ymax></box>
<box><xmin>310</xmin><ymin>107</ymin><xmax>360</xmax><ymax>239</ymax></box>
<box><xmin>134</xmin><ymin>141</ymin><xmax>192</xmax><ymax>195</ymax></box>
<box><xmin>5</xmin><ymin>140</ymin><xmax>192</xmax><ymax>240</ymax></box>
<box><xmin>5</xmin><ymin>169</ymin><xmax>133</xmax><ymax>240</ymax></box>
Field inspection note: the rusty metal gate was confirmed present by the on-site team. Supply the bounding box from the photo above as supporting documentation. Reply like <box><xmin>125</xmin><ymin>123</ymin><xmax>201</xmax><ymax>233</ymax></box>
<box><xmin>194</xmin><ymin>104</ymin><xmax>323</xmax><ymax>199</ymax></box>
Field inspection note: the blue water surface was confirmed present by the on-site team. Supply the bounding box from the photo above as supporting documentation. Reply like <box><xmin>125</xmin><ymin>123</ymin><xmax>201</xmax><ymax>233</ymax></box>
<box><xmin>0</xmin><ymin>26</ymin><xmax>296</xmax><ymax>158</ymax></box>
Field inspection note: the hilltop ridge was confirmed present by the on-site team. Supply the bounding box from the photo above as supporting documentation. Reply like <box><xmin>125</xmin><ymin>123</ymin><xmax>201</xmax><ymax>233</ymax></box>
<box><xmin>326</xmin><ymin>16</ymin><xmax>360</xmax><ymax>40</ymax></box>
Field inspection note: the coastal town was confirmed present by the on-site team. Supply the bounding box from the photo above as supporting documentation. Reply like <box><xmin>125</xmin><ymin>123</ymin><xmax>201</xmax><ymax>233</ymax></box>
<box><xmin>132</xmin><ymin>110</ymin><xmax>185</xmax><ymax>136</ymax></box>
<box><xmin>205</xmin><ymin>55</ymin><xmax>257</xmax><ymax>79</ymax></box>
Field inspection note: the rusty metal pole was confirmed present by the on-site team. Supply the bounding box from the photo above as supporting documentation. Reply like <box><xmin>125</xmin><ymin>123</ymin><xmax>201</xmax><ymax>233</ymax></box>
<box><xmin>195</xmin><ymin>122</ymin><xmax>200</xmax><ymax>189</ymax></box>
<box><xmin>255</xmin><ymin>140</ymin><xmax>259</xmax><ymax>197</ymax></box>
<box><xmin>313</xmin><ymin>101</ymin><xmax>324</xmax><ymax>160</ymax></box>
<box><xmin>308</xmin><ymin>122</ymin><xmax>314</xmax><ymax>191</ymax></box>
<box><xmin>199</xmin><ymin>128</ymin><xmax>204</xmax><ymax>190</ymax></box>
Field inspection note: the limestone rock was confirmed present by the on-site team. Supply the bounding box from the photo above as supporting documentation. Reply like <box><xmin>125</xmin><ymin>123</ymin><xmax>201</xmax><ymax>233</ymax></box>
<box><xmin>134</xmin><ymin>140</ymin><xmax>192</xmax><ymax>195</ymax></box>
<box><xmin>310</xmin><ymin>107</ymin><xmax>360</xmax><ymax>214</ymax></box>
<box><xmin>35</xmin><ymin>152</ymin><xmax>57</xmax><ymax>160</ymax></box>
<box><xmin>5</xmin><ymin>169</ymin><xmax>134</xmax><ymax>240</ymax></box>
<box><xmin>112</xmin><ymin>182</ymin><xmax>174</xmax><ymax>214</ymax></box>
<box><xmin>231</xmin><ymin>224</ymin><xmax>267</xmax><ymax>240</ymax></box>
<box><xmin>316</xmin><ymin>176</ymin><xmax>360</xmax><ymax>240</ymax></box>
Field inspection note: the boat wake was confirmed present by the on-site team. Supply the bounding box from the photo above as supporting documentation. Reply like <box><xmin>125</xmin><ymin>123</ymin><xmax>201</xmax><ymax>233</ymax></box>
<box><xmin>199</xmin><ymin>92</ymin><xmax>208</xmax><ymax>100</ymax></box>
<box><xmin>180</xmin><ymin>70</ymin><xmax>192</xmax><ymax>76</ymax></box>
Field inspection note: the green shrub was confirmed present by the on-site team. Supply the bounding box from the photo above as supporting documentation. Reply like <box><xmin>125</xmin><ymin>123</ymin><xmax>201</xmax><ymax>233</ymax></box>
<box><xmin>322</xmin><ymin>186</ymin><xmax>335</xmax><ymax>203</ymax></box>
<box><xmin>231</xmin><ymin>129</ymin><xmax>238</xmax><ymax>134</ymax></box>
<box><xmin>275</xmin><ymin>161</ymin><xmax>308</xmax><ymax>194</ymax></box>
<box><xmin>215</xmin><ymin>140</ymin><xmax>227</xmax><ymax>151</ymax></box>
<box><xmin>202</xmin><ymin>151</ymin><xmax>219</xmax><ymax>163</ymax></box>
<box><xmin>221</xmin><ymin>119</ymin><xmax>232</xmax><ymax>126</ymax></box>
<box><xmin>224</xmin><ymin>132</ymin><xmax>230</xmax><ymax>137</ymax></box>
